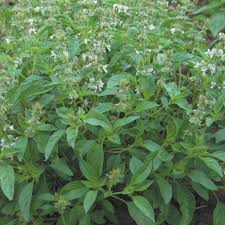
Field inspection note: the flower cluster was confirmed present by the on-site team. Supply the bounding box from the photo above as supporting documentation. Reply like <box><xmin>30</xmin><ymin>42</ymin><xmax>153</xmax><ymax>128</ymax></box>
<box><xmin>113</xmin><ymin>4</ymin><xmax>129</xmax><ymax>14</ymax></box>
<box><xmin>195</xmin><ymin>60</ymin><xmax>216</xmax><ymax>76</ymax></box>
<box><xmin>205</xmin><ymin>48</ymin><xmax>225</xmax><ymax>61</ymax></box>
<box><xmin>88</xmin><ymin>78</ymin><xmax>104</xmax><ymax>92</ymax></box>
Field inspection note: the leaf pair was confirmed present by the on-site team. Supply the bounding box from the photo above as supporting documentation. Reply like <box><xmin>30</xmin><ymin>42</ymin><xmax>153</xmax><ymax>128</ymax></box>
<box><xmin>128</xmin><ymin>196</ymin><xmax>155</xmax><ymax>225</ymax></box>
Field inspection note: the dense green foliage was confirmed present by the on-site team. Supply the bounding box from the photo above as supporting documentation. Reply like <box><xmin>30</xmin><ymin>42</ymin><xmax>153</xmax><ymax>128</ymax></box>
<box><xmin>0</xmin><ymin>0</ymin><xmax>225</xmax><ymax>224</ymax></box>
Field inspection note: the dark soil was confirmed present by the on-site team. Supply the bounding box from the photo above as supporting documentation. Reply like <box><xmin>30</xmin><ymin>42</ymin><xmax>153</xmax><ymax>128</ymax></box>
<box><xmin>197</xmin><ymin>0</ymin><xmax>208</xmax><ymax>6</ymax></box>
<box><xmin>116</xmin><ymin>205</ymin><xmax>135</xmax><ymax>225</ymax></box>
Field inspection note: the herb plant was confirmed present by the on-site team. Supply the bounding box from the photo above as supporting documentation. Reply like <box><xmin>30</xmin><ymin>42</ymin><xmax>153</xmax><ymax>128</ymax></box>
<box><xmin>0</xmin><ymin>0</ymin><xmax>225</xmax><ymax>225</ymax></box>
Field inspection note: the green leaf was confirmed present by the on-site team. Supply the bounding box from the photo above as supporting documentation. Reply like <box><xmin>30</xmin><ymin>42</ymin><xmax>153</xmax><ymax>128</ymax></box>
<box><xmin>79</xmin><ymin>160</ymin><xmax>99</xmax><ymax>182</ymax></box>
<box><xmin>85</xmin><ymin>112</ymin><xmax>111</xmax><ymax>130</ymax></box>
<box><xmin>134</xmin><ymin>101</ymin><xmax>159</xmax><ymax>113</ymax></box>
<box><xmin>67</xmin><ymin>39</ymin><xmax>80</xmax><ymax>57</ymax></box>
<box><xmin>36</xmin><ymin>124</ymin><xmax>57</xmax><ymax>131</ymax></box>
<box><xmin>211</xmin><ymin>151</ymin><xmax>225</xmax><ymax>163</ymax></box>
<box><xmin>157</xmin><ymin>204</ymin><xmax>169</xmax><ymax>224</ymax></box>
<box><xmin>166</xmin><ymin>204</ymin><xmax>181</xmax><ymax>225</ymax></box>
<box><xmin>213</xmin><ymin>202</ymin><xmax>225</xmax><ymax>225</ymax></box>
<box><xmin>201</xmin><ymin>157</ymin><xmax>223</xmax><ymax>177</ymax></box>
<box><xmin>163</xmin><ymin>82</ymin><xmax>180</xmax><ymax>98</ymax></box>
<box><xmin>130</xmin><ymin>161</ymin><xmax>152</xmax><ymax>185</ymax></box>
<box><xmin>51</xmin><ymin>158</ymin><xmax>73</xmax><ymax>177</ymax></box>
<box><xmin>128</xmin><ymin>202</ymin><xmax>156</xmax><ymax>225</ymax></box>
<box><xmin>107</xmin><ymin>133</ymin><xmax>121</xmax><ymax>144</ymax></box>
<box><xmin>114</xmin><ymin>116</ymin><xmax>139</xmax><ymax>129</ymax></box>
<box><xmin>176</xmin><ymin>184</ymin><xmax>195</xmax><ymax>225</ymax></box>
<box><xmin>209</xmin><ymin>11</ymin><xmax>225</xmax><ymax>36</ymax></box>
<box><xmin>19</xmin><ymin>182</ymin><xmax>34</xmax><ymax>222</ymax></box>
<box><xmin>14</xmin><ymin>136</ymin><xmax>28</xmax><ymax>161</ymax></box>
<box><xmin>132</xmin><ymin>196</ymin><xmax>155</xmax><ymax>222</ymax></box>
<box><xmin>172</xmin><ymin>52</ymin><xmax>194</xmax><ymax>62</ymax></box>
<box><xmin>87</xmin><ymin>144</ymin><xmax>104</xmax><ymax>176</ymax></box>
<box><xmin>79</xmin><ymin>214</ymin><xmax>90</xmax><ymax>225</ymax></box>
<box><xmin>76</xmin><ymin>139</ymin><xmax>96</xmax><ymax>156</ymax></box>
<box><xmin>45</xmin><ymin>130</ymin><xmax>65</xmax><ymax>160</ymax></box>
<box><xmin>175</xmin><ymin>98</ymin><xmax>192</xmax><ymax>113</ymax></box>
<box><xmin>188</xmin><ymin>170</ymin><xmax>217</xmax><ymax>190</ymax></box>
<box><xmin>142</xmin><ymin>140</ymin><xmax>162</xmax><ymax>152</ymax></box>
<box><xmin>192</xmin><ymin>182</ymin><xmax>209</xmax><ymax>201</ymax></box>
<box><xmin>107</xmin><ymin>73</ymin><xmax>131</xmax><ymax>88</ymax></box>
<box><xmin>129</xmin><ymin>156</ymin><xmax>143</xmax><ymax>174</ymax></box>
<box><xmin>56</xmin><ymin>107</ymin><xmax>71</xmax><ymax>120</ymax></box>
<box><xmin>157</xmin><ymin>177</ymin><xmax>172</xmax><ymax>204</ymax></box>
<box><xmin>102</xmin><ymin>200</ymin><xmax>115</xmax><ymax>214</ymax></box>
<box><xmin>93</xmin><ymin>102</ymin><xmax>113</xmax><ymax>113</ymax></box>
<box><xmin>128</xmin><ymin>26</ymin><xmax>139</xmax><ymax>38</ymax></box>
<box><xmin>83</xmin><ymin>190</ymin><xmax>98</xmax><ymax>213</ymax></box>
<box><xmin>0</xmin><ymin>161</ymin><xmax>15</xmax><ymax>201</ymax></box>
<box><xmin>60</xmin><ymin>181</ymin><xmax>89</xmax><ymax>201</ymax></box>
<box><xmin>66</xmin><ymin>127</ymin><xmax>79</xmax><ymax>149</ymax></box>
<box><xmin>98</xmin><ymin>87</ymin><xmax>117</xmax><ymax>96</ymax></box>
<box><xmin>214</xmin><ymin>128</ymin><xmax>225</xmax><ymax>143</ymax></box>
<box><xmin>141</xmin><ymin>77</ymin><xmax>155</xmax><ymax>99</ymax></box>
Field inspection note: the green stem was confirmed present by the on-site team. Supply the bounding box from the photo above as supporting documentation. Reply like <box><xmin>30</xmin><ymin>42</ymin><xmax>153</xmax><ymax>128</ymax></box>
<box><xmin>32</xmin><ymin>56</ymin><xmax>36</xmax><ymax>75</ymax></box>
<box><xmin>149</xmin><ymin>106</ymin><xmax>164</xmax><ymax>117</ymax></box>
<box><xmin>178</xmin><ymin>64</ymin><xmax>182</xmax><ymax>89</ymax></box>
<box><xmin>110</xmin><ymin>195</ymin><xmax>127</xmax><ymax>205</ymax></box>
<box><xmin>61</xmin><ymin>213</ymin><xmax>66</xmax><ymax>225</ymax></box>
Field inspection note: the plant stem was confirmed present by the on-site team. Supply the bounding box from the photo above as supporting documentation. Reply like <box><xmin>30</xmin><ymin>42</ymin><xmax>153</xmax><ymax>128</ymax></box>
<box><xmin>111</xmin><ymin>195</ymin><xmax>127</xmax><ymax>205</ymax></box>
<box><xmin>178</xmin><ymin>64</ymin><xmax>182</xmax><ymax>89</ymax></box>
<box><xmin>61</xmin><ymin>213</ymin><xmax>66</xmax><ymax>225</ymax></box>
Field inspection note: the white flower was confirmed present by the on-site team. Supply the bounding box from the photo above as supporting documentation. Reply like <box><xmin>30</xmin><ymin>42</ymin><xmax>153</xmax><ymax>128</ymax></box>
<box><xmin>9</xmin><ymin>125</ymin><xmax>14</xmax><ymax>130</ymax></box>
<box><xmin>113</xmin><ymin>4</ymin><xmax>129</xmax><ymax>14</ymax></box>
<box><xmin>102</xmin><ymin>64</ymin><xmax>108</xmax><ymax>73</ymax></box>
<box><xmin>28</xmin><ymin>27</ymin><xmax>37</xmax><ymax>35</ymax></box>
<box><xmin>83</xmin><ymin>99</ymin><xmax>89</xmax><ymax>106</ymax></box>
<box><xmin>106</xmin><ymin>44</ymin><xmax>111</xmax><ymax>52</ymax></box>
<box><xmin>88</xmin><ymin>78</ymin><xmax>104</xmax><ymax>92</ymax></box>
<box><xmin>217</xmin><ymin>49</ymin><xmax>224</xmax><ymax>56</ymax></box>
<box><xmin>63</xmin><ymin>49</ymin><xmax>69</xmax><ymax>58</ymax></box>
<box><xmin>147</xmin><ymin>67</ymin><xmax>154</xmax><ymax>74</ymax></box>
<box><xmin>217</xmin><ymin>49</ymin><xmax>225</xmax><ymax>60</ymax></box>
<box><xmin>50</xmin><ymin>50</ymin><xmax>57</xmax><ymax>61</ymax></box>
<box><xmin>5</xmin><ymin>38</ymin><xmax>11</xmax><ymax>44</ymax></box>
<box><xmin>149</xmin><ymin>24</ymin><xmax>156</xmax><ymax>30</ymax></box>
<box><xmin>68</xmin><ymin>90</ymin><xmax>79</xmax><ymax>100</ymax></box>
<box><xmin>194</xmin><ymin>62</ymin><xmax>201</xmax><ymax>69</ymax></box>
<box><xmin>0</xmin><ymin>138</ymin><xmax>5</xmax><ymax>147</ymax></box>
<box><xmin>34</xmin><ymin>6</ymin><xmax>45</xmax><ymax>14</ymax></box>
<box><xmin>208</xmin><ymin>64</ymin><xmax>216</xmax><ymax>74</ymax></box>
<box><xmin>195</xmin><ymin>60</ymin><xmax>216</xmax><ymax>76</ymax></box>
<box><xmin>218</xmin><ymin>33</ymin><xmax>225</xmax><ymax>40</ymax></box>
<box><xmin>97</xmin><ymin>80</ymin><xmax>104</xmax><ymax>91</ymax></box>
<box><xmin>14</xmin><ymin>58</ymin><xmax>22</xmax><ymax>68</ymax></box>
<box><xmin>28</xmin><ymin>18</ymin><xmax>34</xmax><ymax>25</ymax></box>
<box><xmin>206</xmin><ymin>48</ymin><xmax>225</xmax><ymax>60</ymax></box>
<box><xmin>84</xmin><ymin>39</ymin><xmax>89</xmax><ymax>44</ymax></box>
<box><xmin>205</xmin><ymin>48</ymin><xmax>216</xmax><ymax>58</ymax></box>
<box><xmin>170</xmin><ymin>28</ymin><xmax>176</xmax><ymax>34</ymax></box>
<box><xmin>210</xmin><ymin>81</ymin><xmax>216</xmax><ymax>89</ymax></box>
<box><xmin>135</xmin><ymin>87</ymin><xmax>140</xmax><ymax>95</ymax></box>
